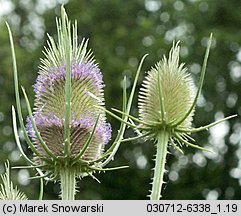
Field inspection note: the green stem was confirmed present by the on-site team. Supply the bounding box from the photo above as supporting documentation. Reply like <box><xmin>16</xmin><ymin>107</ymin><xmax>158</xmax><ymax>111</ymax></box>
<box><xmin>150</xmin><ymin>130</ymin><xmax>169</xmax><ymax>200</ymax></box>
<box><xmin>59</xmin><ymin>168</ymin><xmax>76</xmax><ymax>200</ymax></box>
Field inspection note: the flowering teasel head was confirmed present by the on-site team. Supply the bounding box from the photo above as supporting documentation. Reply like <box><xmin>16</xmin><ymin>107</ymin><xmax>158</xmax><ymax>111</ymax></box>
<box><xmin>8</xmin><ymin>6</ymin><xmax>129</xmax><ymax>200</ymax></box>
<box><xmin>25</xmin><ymin>9</ymin><xmax>112</xmax><ymax>173</ymax></box>
<box><xmin>26</xmin><ymin>33</ymin><xmax>111</xmax><ymax>163</ymax></box>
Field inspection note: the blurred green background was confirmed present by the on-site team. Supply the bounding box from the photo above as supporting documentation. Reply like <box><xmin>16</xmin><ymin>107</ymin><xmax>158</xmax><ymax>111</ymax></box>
<box><xmin>0</xmin><ymin>0</ymin><xmax>240</xmax><ymax>199</ymax></box>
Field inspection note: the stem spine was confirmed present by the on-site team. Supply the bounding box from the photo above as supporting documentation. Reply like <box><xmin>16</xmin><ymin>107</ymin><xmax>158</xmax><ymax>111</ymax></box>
<box><xmin>151</xmin><ymin>130</ymin><xmax>169</xmax><ymax>200</ymax></box>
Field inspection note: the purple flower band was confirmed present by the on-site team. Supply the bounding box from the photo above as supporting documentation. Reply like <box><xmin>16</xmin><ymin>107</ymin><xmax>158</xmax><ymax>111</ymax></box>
<box><xmin>34</xmin><ymin>61</ymin><xmax>104</xmax><ymax>96</ymax></box>
<box><xmin>26</xmin><ymin>112</ymin><xmax>112</xmax><ymax>146</ymax></box>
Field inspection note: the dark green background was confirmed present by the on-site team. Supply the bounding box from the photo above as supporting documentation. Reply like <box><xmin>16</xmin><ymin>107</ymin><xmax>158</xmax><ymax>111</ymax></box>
<box><xmin>0</xmin><ymin>0</ymin><xmax>240</xmax><ymax>199</ymax></box>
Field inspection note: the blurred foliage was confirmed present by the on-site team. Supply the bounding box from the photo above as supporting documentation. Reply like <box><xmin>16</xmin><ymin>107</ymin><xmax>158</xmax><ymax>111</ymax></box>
<box><xmin>0</xmin><ymin>0</ymin><xmax>241</xmax><ymax>199</ymax></box>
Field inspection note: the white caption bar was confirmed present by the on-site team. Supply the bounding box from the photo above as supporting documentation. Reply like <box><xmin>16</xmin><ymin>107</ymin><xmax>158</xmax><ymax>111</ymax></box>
<box><xmin>0</xmin><ymin>200</ymin><xmax>240</xmax><ymax>216</ymax></box>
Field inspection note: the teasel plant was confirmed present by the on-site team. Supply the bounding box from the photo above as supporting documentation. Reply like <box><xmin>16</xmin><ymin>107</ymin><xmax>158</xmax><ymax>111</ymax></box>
<box><xmin>0</xmin><ymin>161</ymin><xmax>27</xmax><ymax>200</ymax></box>
<box><xmin>100</xmin><ymin>34</ymin><xmax>237</xmax><ymax>200</ymax></box>
<box><xmin>7</xmin><ymin>6</ymin><xmax>146</xmax><ymax>200</ymax></box>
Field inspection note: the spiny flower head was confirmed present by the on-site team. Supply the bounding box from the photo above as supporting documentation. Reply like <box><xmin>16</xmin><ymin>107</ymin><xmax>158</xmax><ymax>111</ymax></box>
<box><xmin>139</xmin><ymin>42</ymin><xmax>195</xmax><ymax>131</ymax></box>
<box><xmin>136</xmin><ymin>41</ymin><xmax>207</xmax><ymax>151</ymax></box>
<box><xmin>27</xmin><ymin>60</ymin><xmax>111</xmax><ymax>160</ymax></box>
<box><xmin>133</xmin><ymin>35</ymin><xmax>235</xmax><ymax>153</ymax></box>
<box><xmin>23</xmin><ymin>8</ymin><xmax>111</xmax><ymax>178</ymax></box>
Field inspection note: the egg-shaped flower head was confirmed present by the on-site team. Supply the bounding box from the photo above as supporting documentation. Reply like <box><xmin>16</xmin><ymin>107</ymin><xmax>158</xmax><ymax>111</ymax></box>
<box><xmin>27</xmin><ymin>31</ymin><xmax>111</xmax><ymax>163</ymax></box>
<box><xmin>139</xmin><ymin>42</ymin><xmax>195</xmax><ymax>131</ymax></box>
<box><xmin>26</xmin><ymin>11</ymin><xmax>111</xmax><ymax>171</ymax></box>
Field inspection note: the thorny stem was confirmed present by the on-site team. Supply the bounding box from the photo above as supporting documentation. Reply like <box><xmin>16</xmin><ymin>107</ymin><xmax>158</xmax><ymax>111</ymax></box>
<box><xmin>59</xmin><ymin>167</ymin><xmax>76</xmax><ymax>200</ymax></box>
<box><xmin>151</xmin><ymin>130</ymin><xmax>169</xmax><ymax>200</ymax></box>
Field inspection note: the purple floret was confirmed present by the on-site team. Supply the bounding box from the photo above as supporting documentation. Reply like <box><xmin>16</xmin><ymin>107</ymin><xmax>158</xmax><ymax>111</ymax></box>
<box><xmin>71</xmin><ymin>115</ymin><xmax>112</xmax><ymax>145</ymax></box>
<box><xmin>26</xmin><ymin>112</ymin><xmax>63</xmax><ymax>140</ymax></box>
<box><xmin>34</xmin><ymin>61</ymin><xmax>104</xmax><ymax>96</ymax></box>
<box><xmin>99</xmin><ymin>122</ymin><xmax>112</xmax><ymax>145</ymax></box>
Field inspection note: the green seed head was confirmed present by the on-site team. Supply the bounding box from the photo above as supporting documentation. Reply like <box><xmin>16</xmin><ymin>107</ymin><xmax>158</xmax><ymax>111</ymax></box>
<box><xmin>138</xmin><ymin>42</ymin><xmax>195</xmax><ymax>131</ymax></box>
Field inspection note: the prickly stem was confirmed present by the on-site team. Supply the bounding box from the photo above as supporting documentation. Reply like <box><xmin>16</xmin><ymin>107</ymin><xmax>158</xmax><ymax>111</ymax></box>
<box><xmin>150</xmin><ymin>130</ymin><xmax>169</xmax><ymax>200</ymax></box>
